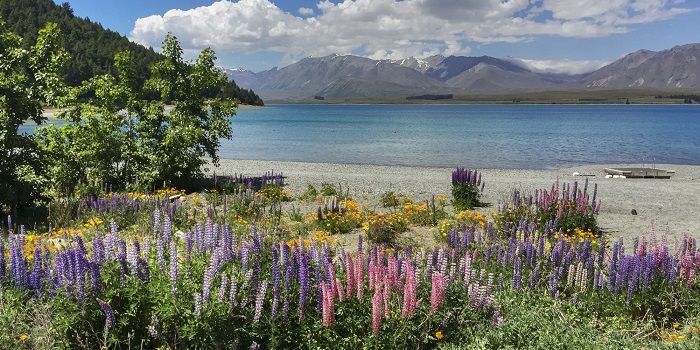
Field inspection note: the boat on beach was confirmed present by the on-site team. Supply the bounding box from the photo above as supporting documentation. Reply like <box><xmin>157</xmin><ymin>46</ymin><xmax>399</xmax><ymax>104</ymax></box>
<box><xmin>604</xmin><ymin>167</ymin><xmax>676</xmax><ymax>179</ymax></box>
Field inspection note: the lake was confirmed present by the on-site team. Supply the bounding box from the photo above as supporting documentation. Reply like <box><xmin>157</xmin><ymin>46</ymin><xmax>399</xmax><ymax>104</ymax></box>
<box><xmin>220</xmin><ymin>104</ymin><xmax>700</xmax><ymax>169</ymax></box>
<box><xmin>21</xmin><ymin>104</ymin><xmax>700</xmax><ymax>169</ymax></box>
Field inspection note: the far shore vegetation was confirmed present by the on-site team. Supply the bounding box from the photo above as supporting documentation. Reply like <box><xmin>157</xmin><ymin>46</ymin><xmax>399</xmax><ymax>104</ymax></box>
<box><xmin>269</xmin><ymin>88</ymin><xmax>700</xmax><ymax>105</ymax></box>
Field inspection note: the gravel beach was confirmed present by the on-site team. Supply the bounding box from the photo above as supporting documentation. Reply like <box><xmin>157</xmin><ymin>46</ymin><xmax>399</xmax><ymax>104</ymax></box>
<box><xmin>210</xmin><ymin>159</ymin><xmax>700</xmax><ymax>243</ymax></box>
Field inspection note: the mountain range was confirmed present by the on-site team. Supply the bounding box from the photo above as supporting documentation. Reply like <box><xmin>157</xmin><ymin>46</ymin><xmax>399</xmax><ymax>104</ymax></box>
<box><xmin>223</xmin><ymin>43</ymin><xmax>700</xmax><ymax>101</ymax></box>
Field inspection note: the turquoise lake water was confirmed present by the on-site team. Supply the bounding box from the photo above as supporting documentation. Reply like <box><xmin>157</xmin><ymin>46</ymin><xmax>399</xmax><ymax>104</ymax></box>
<box><xmin>20</xmin><ymin>104</ymin><xmax>700</xmax><ymax>169</ymax></box>
<box><xmin>220</xmin><ymin>104</ymin><xmax>700</xmax><ymax>169</ymax></box>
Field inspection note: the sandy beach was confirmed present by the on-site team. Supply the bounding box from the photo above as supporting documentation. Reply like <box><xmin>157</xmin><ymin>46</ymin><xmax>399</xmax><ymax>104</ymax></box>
<box><xmin>210</xmin><ymin>159</ymin><xmax>700</xmax><ymax>243</ymax></box>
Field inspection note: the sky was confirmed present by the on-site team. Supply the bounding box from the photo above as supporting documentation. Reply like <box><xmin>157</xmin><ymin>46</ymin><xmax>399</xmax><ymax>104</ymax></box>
<box><xmin>57</xmin><ymin>0</ymin><xmax>699</xmax><ymax>74</ymax></box>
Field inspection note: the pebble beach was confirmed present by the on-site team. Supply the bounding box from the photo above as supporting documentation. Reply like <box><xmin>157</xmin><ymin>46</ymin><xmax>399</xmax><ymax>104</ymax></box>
<box><xmin>210</xmin><ymin>159</ymin><xmax>700</xmax><ymax>243</ymax></box>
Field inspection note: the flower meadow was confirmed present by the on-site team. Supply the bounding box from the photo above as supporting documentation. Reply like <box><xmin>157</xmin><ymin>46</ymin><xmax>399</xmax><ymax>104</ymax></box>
<box><xmin>1</xmin><ymin>169</ymin><xmax>700</xmax><ymax>349</ymax></box>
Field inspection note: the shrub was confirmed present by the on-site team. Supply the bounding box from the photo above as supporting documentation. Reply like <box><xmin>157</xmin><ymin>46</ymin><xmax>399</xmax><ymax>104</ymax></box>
<box><xmin>314</xmin><ymin>198</ymin><xmax>362</xmax><ymax>234</ymax></box>
<box><xmin>380</xmin><ymin>191</ymin><xmax>403</xmax><ymax>208</ymax></box>
<box><xmin>363</xmin><ymin>213</ymin><xmax>409</xmax><ymax>244</ymax></box>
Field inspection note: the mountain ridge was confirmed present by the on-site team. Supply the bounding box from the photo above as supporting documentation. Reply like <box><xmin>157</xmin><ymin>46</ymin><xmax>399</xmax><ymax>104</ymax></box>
<box><xmin>226</xmin><ymin>43</ymin><xmax>700</xmax><ymax>101</ymax></box>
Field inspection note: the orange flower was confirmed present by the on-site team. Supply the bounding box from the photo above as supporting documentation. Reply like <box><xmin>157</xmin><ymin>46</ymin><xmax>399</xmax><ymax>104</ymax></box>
<box><xmin>669</xmin><ymin>334</ymin><xmax>677</xmax><ymax>340</ymax></box>
<box><xmin>693</xmin><ymin>326</ymin><xmax>699</xmax><ymax>333</ymax></box>
<box><xmin>435</xmin><ymin>331</ymin><xmax>444</xmax><ymax>340</ymax></box>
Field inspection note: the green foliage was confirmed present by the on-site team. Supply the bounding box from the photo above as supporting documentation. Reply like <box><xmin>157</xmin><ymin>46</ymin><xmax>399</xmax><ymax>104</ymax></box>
<box><xmin>298</xmin><ymin>184</ymin><xmax>319</xmax><ymax>202</ymax></box>
<box><xmin>219</xmin><ymin>79</ymin><xmax>264</xmax><ymax>106</ymax></box>
<box><xmin>364</xmin><ymin>213</ymin><xmax>409</xmax><ymax>244</ymax></box>
<box><xmin>0</xmin><ymin>287</ymin><xmax>59</xmax><ymax>348</ymax></box>
<box><xmin>380</xmin><ymin>190</ymin><xmax>403</xmax><ymax>208</ymax></box>
<box><xmin>0</xmin><ymin>0</ymin><xmax>161</xmax><ymax>88</ymax></box>
<box><xmin>319</xmin><ymin>182</ymin><xmax>350</xmax><ymax>200</ymax></box>
<box><xmin>38</xmin><ymin>34</ymin><xmax>236</xmax><ymax>195</ymax></box>
<box><xmin>0</xmin><ymin>20</ymin><xmax>67</xmax><ymax>219</ymax></box>
<box><xmin>451</xmin><ymin>183</ymin><xmax>483</xmax><ymax>211</ymax></box>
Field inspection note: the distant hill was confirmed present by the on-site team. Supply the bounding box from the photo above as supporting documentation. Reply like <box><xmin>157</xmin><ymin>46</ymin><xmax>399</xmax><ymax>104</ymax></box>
<box><xmin>226</xmin><ymin>44</ymin><xmax>700</xmax><ymax>101</ymax></box>
<box><xmin>582</xmin><ymin>44</ymin><xmax>700</xmax><ymax>89</ymax></box>
<box><xmin>0</xmin><ymin>0</ymin><xmax>263</xmax><ymax>105</ymax></box>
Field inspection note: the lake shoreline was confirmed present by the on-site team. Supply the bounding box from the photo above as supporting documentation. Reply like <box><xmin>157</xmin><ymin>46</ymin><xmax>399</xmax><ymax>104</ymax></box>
<box><xmin>210</xmin><ymin>159</ymin><xmax>700</xmax><ymax>242</ymax></box>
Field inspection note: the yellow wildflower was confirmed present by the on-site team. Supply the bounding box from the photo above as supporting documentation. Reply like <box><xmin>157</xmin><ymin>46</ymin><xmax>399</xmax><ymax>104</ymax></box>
<box><xmin>435</xmin><ymin>331</ymin><xmax>444</xmax><ymax>340</ymax></box>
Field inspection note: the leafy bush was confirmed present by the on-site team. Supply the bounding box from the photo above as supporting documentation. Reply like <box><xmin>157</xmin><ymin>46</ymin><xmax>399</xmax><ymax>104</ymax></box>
<box><xmin>380</xmin><ymin>191</ymin><xmax>404</xmax><ymax>208</ymax></box>
<box><xmin>363</xmin><ymin>213</ymin><xmax>409</xmax><ymax>244</ymax></box>
<box><xmin>38</xmin><ymin>34</ymin><xmax>236</xmax><ymax>195</ymax></box>
<box><xmin>314</xmin><ymin>198</ymin><xmax>362</xmax><ymax>234</ymax></box>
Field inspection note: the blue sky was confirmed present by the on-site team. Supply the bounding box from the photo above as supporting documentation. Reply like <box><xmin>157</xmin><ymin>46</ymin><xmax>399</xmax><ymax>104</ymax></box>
<box><xmin>56</xmin><ymin>0</ymin><xmax>699</xmax><ymax>73</ymax></box>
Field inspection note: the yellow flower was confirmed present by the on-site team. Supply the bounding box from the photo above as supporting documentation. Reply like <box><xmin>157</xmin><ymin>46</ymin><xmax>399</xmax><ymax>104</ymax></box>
<box><xmin>693</xmin><ymin>326</ymin><xmax>699</xmax><ymax>333</ymax></box>
<box><xmin>435</xmin><ymin>331</ymin><xmax>444</xmax><ymax>340</ymax></box>
<box><xmin>669</xmin><ymin>334</ymin><xmax>677</xmax><ymax>340</ymax></box>
<box><xmin>678</xmin><ymin>335</ymin><xmax>685</xmax><ymax>340</ymax></box>
<box><xmin>19</xmin><ymin>334</ymin><xmax>28</xmax><ymax>341</ymax></box>
<box><xmin>674</xmin><ymin>323</ymin><xmax>680</xmax><ymax>329</ymax></box>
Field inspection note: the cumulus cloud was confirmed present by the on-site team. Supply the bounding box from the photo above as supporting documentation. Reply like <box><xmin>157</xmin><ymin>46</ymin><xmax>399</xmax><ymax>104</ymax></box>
<box><xmin>514</xmin><ymin>58</ymin><xmax>611</xmax><ymax>74</ymax></box>
<box><xmin>130</xmin><ymin>0</ymin><xmax>693</xmax><ymax>68</ymax></box>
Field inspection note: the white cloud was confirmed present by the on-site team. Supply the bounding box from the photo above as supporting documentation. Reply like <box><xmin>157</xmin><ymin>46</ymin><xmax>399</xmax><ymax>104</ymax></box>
<box><xmin>130</xmin><ymin>0</ymin><xmax>694</xmax><ymax>67</ymax></box>
<box><xmin>298</xmin><ymin>7</ymin><xmax>314</xmax><ymax>16</ymax></box>
<box><xmin>515</xmin><ymin>58</ymin><xmax>611</xmax><ymax>74</ymax></box>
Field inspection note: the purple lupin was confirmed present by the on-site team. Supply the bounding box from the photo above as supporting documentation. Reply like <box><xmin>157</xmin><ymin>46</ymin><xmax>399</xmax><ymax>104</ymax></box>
<box><xmin>0</xmin><ymin>233</ymin><xmax>5</xmax><ymax>283</ymax></box>
<box><xmin>169</xmin><ymin>240</ymin><xmax>178</xmax><ymax>295</ymax></box>
<box><xmin>253</xmin><ymin>280</ymin><xmax>269</xmax><ymax>323</ymax></box>
<box><xmin>99</xmin><ymin>300</ymin><xmax>116</xmax><ymax>330</ymax></box>
<box><xmin>271</xmin><ymin>248</ymin><xmax>281</xmax><ymax>319</ymax></box>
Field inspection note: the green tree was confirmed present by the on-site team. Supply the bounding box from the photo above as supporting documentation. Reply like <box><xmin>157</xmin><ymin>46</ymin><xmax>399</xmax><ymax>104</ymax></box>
<box><xmin>39</xmin><ymin>34</ymin><xmax>236</xmax><ymax>194</ymax></box>
<box><xmin>38</xmin><ymin>51</ymin><xmax>146</xmax><ymax>196</ymax></box>
<box><xmin>0</xmin><ymin>20</ymin><xmax>67</xmax><ymax>218</ymax></box>
<box><xmin>143</xmin><ymin>34</ymin><xmax>235</xmax><ymax>188</ymax></box>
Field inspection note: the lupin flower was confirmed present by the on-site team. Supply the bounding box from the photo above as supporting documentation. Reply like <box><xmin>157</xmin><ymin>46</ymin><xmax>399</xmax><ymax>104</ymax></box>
<box><xmin>229</xmin><ymin>267</ymin><xmax>239</xmax><ymax>306</ymax></box>
<box><xmin>148</xmin><ymin>315</ymin><xmax>159</xmax><ymax>339</ymax></box>
<box><xmin>29</xmin><ymin>243</ymin><xmax>44</xmax><ymax>295</ymax></box>
<box><xmin>240</xmin><ymin>269</ymin><xmax>253</xmax><ymax>308</ymax></box>
<box><xmin>92</xmin><ymin>232</ymin><xmax>105</xmax><ymax>265</ymax></box>
<box><xmin>271</xmin><ymin>248</ymin><xmax>281</xmax><ymax>319</ymax></box>
<box><xmin>9</xmin><ymin>234</ymin><xmax>29</xmax><ymax>291</ymax></box>
<box><xmin>298</xmin><ymin>253</ymin><xmax>311</xmax><ymax>319</ymax></box>
<box><xmin>321</xmin><ymin>282</ymin><xmax>335</xmax><ymax>326</ymax></box>
<box><xmin>0</xmin><ymin>234</ymin><xmax>5</xmax><ymax>283</ymax></box>
<box><xmin>88</xmin><ymin>261</ymin><xmax>102</xmax><ymax>299</ymax></box>
<box><xmin>372</xmin><ymin>288</ymin><xmax>383</xmax><ymax>335</ymax></box>
<box><xmin>401</xmin><ymin>263</ymin><xmax>418</xmax><ymax>318</ymax></box>
<box><xmin>117</xmin><ymin>239</ymin><xmax>128</xmax><ymax>286</ymax></box>
<box><xmin>253</xmin><ymin>280</ymin><xmax>268</xmax><ymax>323</ymax></box>
<box><xmin>169</xmin><ymin>240</ymin><xmax>178</xmax><ymax>295</ymax></box>
<box><xmin>194</xmin><ymin>292</ymin><xmax>202</xmax><ymax>319</ymax></box>
<box><xmin>344</xmin><ymin>253</ymin><xmax>355</xmax><ymax>298</ymax></box>
<box><xmin>354</xmin><ymin>251</ymin><xmax>365</xmax><ymax>300</ymax></box>
<box><xmin>99</xmin><ymin>300</ymin><xmax>117</xmax><ymax>330</ymax></box>
<box><xmin>430</xmin><ymin>273</ymin><xmax>446</xmax><ymax>314</ymax></box>
<box><xmin>217</xmin><ymin>274</ymin><xmax>228</xmax><ymax>303</ymax></box>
